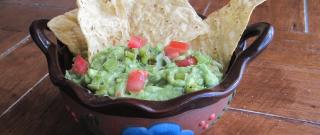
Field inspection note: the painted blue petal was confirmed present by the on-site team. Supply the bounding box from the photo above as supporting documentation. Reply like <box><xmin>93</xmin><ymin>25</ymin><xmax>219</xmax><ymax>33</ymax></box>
<box><xmin>178</xmin><ymin>130</ymin><xmax>194</xmax><ymax>135</ymax></box>
<box><xmin>122</xmin><ymin>127</ymin><xmax>152</xmax><ymax>135</ymax></box>
<box><xmin>148</xmin><ymin>123</ymin><xmax>181</xmax><ymax>135</ymax></box>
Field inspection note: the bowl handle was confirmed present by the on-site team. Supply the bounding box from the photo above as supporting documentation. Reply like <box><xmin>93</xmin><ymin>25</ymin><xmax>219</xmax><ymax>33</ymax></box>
<box><xmin>238</xmin><ymin>22</ymin><xmax>275</xmax><ymax>61</ymax></box>
<box><xmin>29</xmin><ymin>19</ymin><xmax>66</xmax><ymax>85</ymax></box>
<box><xmin>212</xmin><ymin>22</ymin><xmax>274</xmax><ymax>97</ymax></box>
<box><xmin>29</xmin><ymin>19</ymin><xmax>52</xmax><ymax>57</ymax></box>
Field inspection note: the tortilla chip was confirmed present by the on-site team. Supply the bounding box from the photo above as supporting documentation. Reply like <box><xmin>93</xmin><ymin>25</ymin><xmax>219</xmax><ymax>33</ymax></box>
<box><xmin>77</xmin><ymin>0</ymin><xmax>130</xmax><ymax>60</ymax></box>
<box><xmin>111</xmin><ymin>0</ymin><xmax>208</xmax><ymax>47</ymax></box>
<box><xmin>48</xmin><ymin>9</ymin><xmax>87</xmax><ymax>55</ymax></box>
<box><xmin>191</xmin><ymin>0</ymin><xmax>266</xmax><ymax>68</ymax></box>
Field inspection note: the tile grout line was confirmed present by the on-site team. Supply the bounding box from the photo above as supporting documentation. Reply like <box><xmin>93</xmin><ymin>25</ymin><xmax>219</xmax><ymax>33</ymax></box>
<box><xmin>202</xmin><ymin>0</ymin><xmax>212</xmax><ymax>16</ymax></box>
<box><xmin>0</xmin><ymin>73</ymin><xmax>49</xmax><ymax>118</ymax></box>
<box><xmin>0</xmin><ymin>1</ymin><xmax>71</xmax><ymax>10</ymax></box>
<box><xmin>303</xmin><ymin>0</ymin><xmax>309</xmax><ymax>33</ymax></box>
<box><xmin>227</xmin><ymin>107</ymin><xmax>320</xmax><ymax>127</ymax></box>
<box><xmin>0</xmin><ymin>28</ymin><xmax>22</xmax><ymax>33</ymax></box>
<box><xmin>0</xmin><ymin>35</ymin><xmax>31</xmax><ymax>60</ymax></box>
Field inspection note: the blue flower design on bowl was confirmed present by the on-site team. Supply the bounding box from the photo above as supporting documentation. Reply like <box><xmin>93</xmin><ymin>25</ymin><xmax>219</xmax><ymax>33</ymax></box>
<box><xmin>122</xmin><ymin>122</ymin><xmax>194</xmax><ymax>135</ymax></box>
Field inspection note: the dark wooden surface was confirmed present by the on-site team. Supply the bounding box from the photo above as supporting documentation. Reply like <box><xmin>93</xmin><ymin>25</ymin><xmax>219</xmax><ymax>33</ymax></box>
<box><xmin>0</xmin><ymin>0</ymin><xmax>319</xmax><ymax>135</ymax></box>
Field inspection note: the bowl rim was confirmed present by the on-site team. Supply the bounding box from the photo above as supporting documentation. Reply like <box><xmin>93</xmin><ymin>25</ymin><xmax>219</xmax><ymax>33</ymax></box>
<box><xmin>30</xmin><ymin>19</ymin><xmax>274</xmax><ymax>118</ymax></box>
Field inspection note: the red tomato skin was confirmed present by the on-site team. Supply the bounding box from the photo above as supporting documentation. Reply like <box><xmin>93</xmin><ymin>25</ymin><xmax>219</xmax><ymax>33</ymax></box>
<box><xmin>164</xmin><ymin>41</ymin><xmax>189</xmax><ymax>59</ymax></box>
<box><xmin>72</xmin><ymin>55</ymin><xmax>88</xmax><ymax>75</ymax></box>
<box><xmin>128</xmin><ymin>36</ymin><xmax>146</xmax><ymax>49</ymax></box>
<box><xmin>164</xmin><ymin>48</ymin><xmax>180</xmax><ymax>59</ymax></box>
<box><xmin>126</xmin><ymin>70</ymin><xmax>148</xmax><ymax>93</ymax></box>
<box><xmin>175</xmin><ymin>56</ymin><xmax>197</xmax><ymax>67</ymax></box>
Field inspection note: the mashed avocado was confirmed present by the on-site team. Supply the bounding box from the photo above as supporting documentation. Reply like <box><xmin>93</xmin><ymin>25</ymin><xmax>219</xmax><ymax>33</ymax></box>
<box><xmin>66</xmin><ymin>43</ymin><xmax>223</xmax><ymax>101</ymax></box>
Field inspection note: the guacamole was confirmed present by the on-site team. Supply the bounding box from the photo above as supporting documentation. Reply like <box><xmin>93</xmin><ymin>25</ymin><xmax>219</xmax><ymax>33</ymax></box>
<box><xmin>66</xmin><ymin>38</ymin><xmax>223</xmax><ymax>101</ymax></box>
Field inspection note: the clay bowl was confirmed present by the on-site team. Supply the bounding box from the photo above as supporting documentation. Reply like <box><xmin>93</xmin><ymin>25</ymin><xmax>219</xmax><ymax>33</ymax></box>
<box><xmin>29</xmin><ymin>19</ymin><xmax>274</xmax><ymax>135</ymax></box>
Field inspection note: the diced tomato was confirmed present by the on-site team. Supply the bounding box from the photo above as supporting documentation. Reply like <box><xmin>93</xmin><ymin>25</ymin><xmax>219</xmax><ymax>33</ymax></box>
<box><xmin>164</xmin><ymin>41</ymin><xmax>189</xmax><ymax>59</ymax></box>
<box><xmin>175</xmin><ymin>56</ymin><xmax>197</xmax><ymax>67</ymax></box>
<box><xmin>72</xmin><ymin>55</ymin><xmax>88</xmax><ymax>75</ymax></box>
<box><xmin>128</xmin><ymin>36</ymin><xmax>146</xmax><ymax>49</ymax></box>
<box><xmin>126</xmin><ymin>70</ymin><xmax>148</xmax><ymax>93</ymax></box>
<box><xmin>164</xmin><ymin>48</ymin><xmax>180</xmax><ymax>59</ymax></box>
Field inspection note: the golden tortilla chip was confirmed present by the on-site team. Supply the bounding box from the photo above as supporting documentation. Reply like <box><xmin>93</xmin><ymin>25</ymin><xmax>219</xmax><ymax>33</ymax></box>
<box><xmin>78</xmin><ymin>0</ymin><xmax>208</xmax><ymax>60</ymax></box>
<box><xmin>77</xmin><ymin>0</ymin><xmax>130</xmax><ymax>60</ymax></box>
<box><xmin>191</xmin><ymin>0</ymin><xmax>266</xmax><ymax>68</ymax></box>
<box><xmin>111</xmin><ymin>0</ymin><xmax>208</xmax><ymax>47</ymax></box>
<box><xmin>48</xmin><ymin>9</ymin><xmax>87</xmax><ymax>55</ymax></box>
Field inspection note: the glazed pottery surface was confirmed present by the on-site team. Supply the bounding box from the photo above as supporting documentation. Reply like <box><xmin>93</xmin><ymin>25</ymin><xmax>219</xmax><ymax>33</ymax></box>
<box><xmin>29</xmin><ymin>18</ymin><xmax>274</xmax><ymax>135</ymax></box>
<box><xmin>62</xmin><ymin>92</ymin><xmax>235</xmax><ymax>135</ymax></box>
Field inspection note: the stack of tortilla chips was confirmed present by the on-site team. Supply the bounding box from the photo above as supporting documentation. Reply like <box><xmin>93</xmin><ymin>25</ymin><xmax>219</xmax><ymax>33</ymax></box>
<box><xmin>48</xmin><ymin>0</ymin><xmax>265</xmax><ymax>69</ymax></box>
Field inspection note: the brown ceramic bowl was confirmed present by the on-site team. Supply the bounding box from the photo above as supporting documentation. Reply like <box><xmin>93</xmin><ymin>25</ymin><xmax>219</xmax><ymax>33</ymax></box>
<box><xmin>29</xmin><ymin>19</ymin><xmax>274</xmax><ymax>135</ymax></box>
